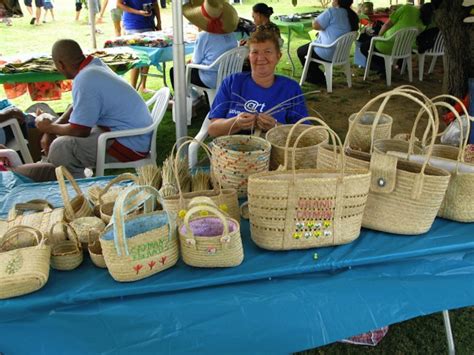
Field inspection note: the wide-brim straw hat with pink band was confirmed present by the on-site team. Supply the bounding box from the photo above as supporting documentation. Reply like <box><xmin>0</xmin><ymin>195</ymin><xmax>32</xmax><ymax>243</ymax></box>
<box><xmin>183</xmin><ymin>0</ymin><xmax>239</xmax><ymax>34</ymax></box>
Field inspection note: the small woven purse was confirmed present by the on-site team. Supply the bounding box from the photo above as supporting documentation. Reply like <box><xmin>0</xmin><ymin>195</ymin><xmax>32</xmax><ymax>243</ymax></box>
<box><xmin>100</xmin><ymin>185</ymin><xmax>179</xmax><ymax>282</ymax></box>
<box><xmin>179</xmin><ymin>197</ymin><xmax>243</xmax><ymax>268</ymax></box>
<box><xmin>0</xmin><ymin>226</ymin><xmax>51</xmax><ymax>299</ymax></box>
<box><xmin>50</xmin><ymin>222</ymin><xmax>83</xmax><ymax>271</ymax></box>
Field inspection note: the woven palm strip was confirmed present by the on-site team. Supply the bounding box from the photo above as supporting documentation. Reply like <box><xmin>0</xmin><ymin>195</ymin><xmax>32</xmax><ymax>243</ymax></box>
<box><xmin>191</xmin><ymin>170</ymin><xmax>211</xmax><ymax>192</ymax></box>
<box><xmin>265</xmin><ymin>124</ymin><xmax>328</xmax><ymax>170</ymax></box>
<box><xmin>179</xmin><ymin>203</ymin><xmax>243</xmax><ymax>267</ymax></box>
<box><xmin>426</xmin><ymin>95</ymin><xmax>474</xmax><ymax>222</ymax></box>
<box><xmin>98</xmin><ymin>173</ymin><xmax>139</xmax><ymax>224</ymax></box>
<box><xmin>55</xmin><ymin>166</ymin><xmax>93</xmax><ymax>222</ymax></box>
<box><xmin>0</xmin><ymin>226</ymin><xmax>51</xmax><ymax>299</ymax></box>
<box><xmin>7</xmin><ymin>199</ymin><xmax>65</xmax><ymax>245</ymax></box>
<box><xmin>50</xmin><ymin>222</ymin><xmax>83</xmax><ymax>271</ymax></box>
<box><xmin>162</xmin><ymin>138</ymin><xmax>240</xmax><ymax>222</ymax></box>
<box><xmin>318</xmin><ymin>88</ymin><xmax>450</xmax><ymax>235</ymax></box>
<box><xmin>136</xmin><ymin>164</ymin><xmax>162</xmax><ymax>189</ymax></box>
<box><xmin>100</xmin><ymin>186</ymin><xmax>179</xmax><ymax>282</ymax></box>
<box><xmin>347</xmin><ymin>111</ymin><xmax>393</xmax><ymax>152</ymax></box>
<box><xmin>248</xmin><ymin>117</ymin><xmax>371</xmax><ymax>251</ymax></box>
<box><xmin>211</xmin><ymin>134</ymin><xmax>271</xmax><ymax>198</ymax></box>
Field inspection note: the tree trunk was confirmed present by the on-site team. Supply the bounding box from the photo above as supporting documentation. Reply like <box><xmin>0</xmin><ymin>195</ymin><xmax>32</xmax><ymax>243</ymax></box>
<box><xmin>435</xmin><ymin>0</ymin><xmax>473</xmax><ymax>97</ymax></box>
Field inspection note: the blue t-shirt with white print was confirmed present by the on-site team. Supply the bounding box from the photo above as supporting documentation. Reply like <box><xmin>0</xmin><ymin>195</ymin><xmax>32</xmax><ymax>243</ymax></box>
<box><xmin>209</xmin><ymin>72</ymin><xmax>308</xmax><ymax>124</ymax></box>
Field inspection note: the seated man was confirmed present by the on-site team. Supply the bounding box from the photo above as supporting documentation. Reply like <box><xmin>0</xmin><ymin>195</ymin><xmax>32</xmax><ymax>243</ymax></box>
<box><xmin>36</xmin><ymin>39</ymin><xmax>153</xmax><ymax>178</ymax></box>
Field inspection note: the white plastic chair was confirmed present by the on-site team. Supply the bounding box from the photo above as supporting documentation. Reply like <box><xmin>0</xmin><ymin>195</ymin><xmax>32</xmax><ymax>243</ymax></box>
<box><xmin>179</xmin><ymin>46</ymin><xmax>249</xmax><ymax>126</ymax></box>
<box><xmin>414</xmin><ymin>31</ymin><xmax>445</xmax><ymax>81</ymax></box>
<box><xmin>0</xmin><ymin>118</ymin><xmax>33</xmax><ymax>164</ymax></box>
<box><xmin>0</xmin><ymin>149</ymin><xmax>23</xmax><ymax>168</ymax></box>
<box><xmin>187</xmin><ymin>46</ymin><xmax>249</xmax><ymax>168</ymax></box>
<box><xmin>95</xmin><ymin>87</ymin><xmax>171</xmax><ymax>176</ymax></box>
<box><xmin>299</xmin><ymin>31</ymin><xmax>358</xmax><ymax>93</ymax></box>
<box><xmin>363</xmin><ymin>27</ymin><xmax>419</xmax><ymax>86</ymax></box>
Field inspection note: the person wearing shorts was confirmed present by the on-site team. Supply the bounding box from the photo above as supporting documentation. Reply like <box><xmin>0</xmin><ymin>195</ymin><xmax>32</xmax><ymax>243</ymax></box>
<box><xmin>110</xmin><ymin>6</ymin><xmax>123</xmax><ymax>36</ymax></box>
<box><xmin>42</xmin><ymin>0</ymin><xmax>54</xmax><ymax>22</ymax></box>
<box><xmin>24</xmin><ymin>0</ymin><xmax>43</xmax><ymax>25</ymax></box>
<box><xmin>75</xmin><ymin>0</ymin><xmax>82</xmax><ymax>21</ymax></box>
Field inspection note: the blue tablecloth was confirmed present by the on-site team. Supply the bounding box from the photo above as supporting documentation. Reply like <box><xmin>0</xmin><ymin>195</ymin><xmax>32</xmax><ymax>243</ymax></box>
<box><xmin>1</xmin><ymin>179</ymin><xmax>474</xmax><ymax>353</ymax></box>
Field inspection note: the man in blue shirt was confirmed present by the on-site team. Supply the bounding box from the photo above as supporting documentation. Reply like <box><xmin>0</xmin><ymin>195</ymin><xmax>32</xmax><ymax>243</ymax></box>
<box><xmin>36</xmin><ymin>39</ymin><xmax>153</xmax><ymax>177</ymax></box>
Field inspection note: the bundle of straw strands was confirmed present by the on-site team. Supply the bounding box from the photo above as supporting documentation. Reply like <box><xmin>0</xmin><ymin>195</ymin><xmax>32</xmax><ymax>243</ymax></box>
<box><xmin>136</xmin><ymin>164</ymin><xmax>162</xmax><ymax>189</ymax></box>
<box><xmin>159</xmin><ymin>156</ymin><xmax>191</xmax><ymax>197</ymax></box>
<box><xmin>191</xmin><ymin>170</ymin><xmax>211</xmax><ymax>192</ymax></box>
<box><xmin>88</xmin><ymin>185</ymin><xmax>119</xmax><ymax>205</ymax></box>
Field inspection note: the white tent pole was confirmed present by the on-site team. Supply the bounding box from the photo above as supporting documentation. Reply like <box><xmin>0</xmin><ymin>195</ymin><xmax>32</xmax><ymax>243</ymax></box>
<box><xmin>172</xmin><ymin>0</ymin><xmax>187</xmax><ymax>143</ymax></box>
<box><xmin>89</xmin><ymin>0</ymin><xmax>97</xmax><ymax>49</ymax></box>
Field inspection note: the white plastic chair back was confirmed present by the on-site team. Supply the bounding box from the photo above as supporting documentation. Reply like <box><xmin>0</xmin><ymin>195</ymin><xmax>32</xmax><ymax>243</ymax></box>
<box><xmin>427</xmin><ymin>31</ymin><xmax>445</xmax><ymax>55</ymax></box>
<box><xmin>0</xmin><ymin>118</ymin><xmax>33</xmax><ymax>164</ymax></box>
<box><xmin>332</xmin><ymin>31</ymin><xmax>358</xmax><ymax>66</ymax></box>
<box><xmin>214</xmin><ymin>46</ymin><xmax>249</xmax><ymax>91</ymax></box>
<box><xmin>391</xmin><ymin>27</ymin><xmax>419</xmax><ymax>59</ymax></box>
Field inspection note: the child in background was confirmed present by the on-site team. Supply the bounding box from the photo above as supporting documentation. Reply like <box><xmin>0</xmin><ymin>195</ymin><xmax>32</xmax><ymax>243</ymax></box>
<box><xmin>43</xmin><ymin>0</ymin><xmax>54</xmax><ymax>22</ymax></box>
<box><xmin>75</xmin><ymin>0</ymin><xmax>82</xmax><ymax>21</ymax></box>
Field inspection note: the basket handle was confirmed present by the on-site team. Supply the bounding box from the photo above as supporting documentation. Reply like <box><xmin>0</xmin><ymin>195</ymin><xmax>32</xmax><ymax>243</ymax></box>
<box><xmin>98</xmin><ymin>173</ymin><xmax>139</xmax><ymax>205</ymax></box>
<box><xmin>50</xmin><ymin>221</ymin><xmax>82</xmax><ymax>252</ymax></box>
<box><xmin>183</xmin><ymin>204</ymin><xmax>230</xmax><ymax>248</ymax></box>
<box><xmin>55</xmin><ymin>166</ymin><xmax>89</xmax><ymax>219</ymax></box>
<box><xmin>347</xmin><ymin>89</ymin><xmax>438</xmax><ymax>199</ymax></box>
<box><xmin>9</xmin><ymin>199</ymin><xmax>54</xmax><ymax>219</ymax></box>
<box><xmin>283</xmin><ymin>117</ymin><xmax>343</xmax><ymax>171</ymax></box>
<box><xmin>187</xmin><ymin>196</ymin><xmax>219</xmax><ymax>210</ymax></box>
<box><xmin>0</xmin><ymin>225</ymin><xmax>45</xmax><ymax>251</ymax></box>
<box><xmin>112</xmin><ymin>185</ymin><xmax>166</xmax><ymax>257</ymax></box>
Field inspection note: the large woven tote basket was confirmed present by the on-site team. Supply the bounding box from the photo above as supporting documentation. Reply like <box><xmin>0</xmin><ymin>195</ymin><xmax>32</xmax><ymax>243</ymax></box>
<box><xmin>347</xmin><ymin>111</ymin><xmax>393</xmax><ymax>152</ymax></box>
<box><xmin>317</xmin><ymin>88</ymin><xmax>450</xmax><ymax>235</ymax></box>
<box><xmin>161</xmin><ymin>138</ymin><xmax>240</xmax><ymax>222</ymax></box>
<box><xmin>0</xmin><ymin>226</ymin><xmax>51</xmax><ymax>299</ymax></box>
<box><xmin>211</xmin><ymin>134</ymin><xmax>271</xmax><ymax>198</ymax></box>
<box><xmin>265</xmin><ymin>124</ymin><xmax>328</xmax><ymax>170</ymax></box>
<box><xmin>56</xmin><ymin>166</ymin><xmax>94</xmax><ymax>222</ymax></box>
<box><xmin>248</xmin><ymin>117</ymin><xmax>371</xmax><ymax>251</ymax></box>
<box><xmin>100</xmin><ymin>185</ymin><xmax>179</xmax><ymax>282</ymax></box>
<box><xmin>7</xmin><ymin>199</ymin><xmax>64</xmax><ymax>244</ymax></box>
<box><xmin>178</xmin><ymin>198</ymin><xmax>243</xmax><ymax>268</ymax></box>
<box><xmin>420</xmin><ymin>95</ymin><xmax>474</xmax><ymax>222</ymax></box>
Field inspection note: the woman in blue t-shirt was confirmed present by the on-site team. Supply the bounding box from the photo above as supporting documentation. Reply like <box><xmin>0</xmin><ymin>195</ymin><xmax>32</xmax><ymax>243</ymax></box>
<box><xmin>296</xmin><ymin>0</ymin><xmax>358</xmax><ymax>85</ymax></box>
<box><xmin>207</xmin><ymin>29</ymin><xmax>309</xmax><ymax>137</ymax></box>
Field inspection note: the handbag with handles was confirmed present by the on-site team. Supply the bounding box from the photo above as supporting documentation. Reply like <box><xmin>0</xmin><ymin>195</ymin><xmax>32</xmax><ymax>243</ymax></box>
<box><xmin>100</xmin><ymin>185</ymin><xmax>179</xmax><ymax>282</ymax></box>
<box><xmin>178</xmin><ymin>197</ymin><xmax>243</xmax><ymax>267</ymax></box>
<box><xmin>0</xmin><ymin>226</ymin><xmax>51</xmax><ymax>299</ymax></box>
<box><xmin>248</xmin><ymin>117</ymin><xmax>371</xmax><ymax>250</ymax></box>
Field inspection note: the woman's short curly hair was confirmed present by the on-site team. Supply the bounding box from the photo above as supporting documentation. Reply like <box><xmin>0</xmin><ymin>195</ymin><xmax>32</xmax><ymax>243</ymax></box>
<box><xmin>247</xmin><ymin>29</ymin><xmax>281</xmax><ymax>52</ymax></box>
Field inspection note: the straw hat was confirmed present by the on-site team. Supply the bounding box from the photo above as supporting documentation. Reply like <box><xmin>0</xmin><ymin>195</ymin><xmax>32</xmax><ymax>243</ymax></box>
<box><xmin>183</xmin><ymin>0</ymin><xmax>239</xmax><ymax>34</ymax></box>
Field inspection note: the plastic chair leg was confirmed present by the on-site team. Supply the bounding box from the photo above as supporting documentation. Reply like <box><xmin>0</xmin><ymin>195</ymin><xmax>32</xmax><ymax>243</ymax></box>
<box><xmin>299</xmin><ymin>51</ymin><xmax>312</xmax><ymax>86</ymax></box>
<box><xmin>344</xmin><ymin>63</ymin><xmax>352</xmax><ymax>88</ymax></box>
<box><xmin>407</xmin><ymin>55</ymin><xmax>413</xmax><ymax>82</ymax></box>
<box><xmin>418</xmin><ymin>53</ymin><xmax>426</xmax><ymax>80</ymax></box>
<box><xmin>324</xmin><ymin>63</ymin><xmax>333</xmax><ymax>93</ymax></box>
<box><xmin>384</xmin><ymin>57</ymin><xmax>392</xmax><ymax>86</ymax></box>
<box><xmin>428</xmin><ymin>55</ymin><xmax>438</xmax><ymax>74</ymax></box>
<box><xmin>363</xmin><ymin>51</ymin><xmax>372</xmax><ymax>81</ymax></box>
<box><xmin>442</xmin><ymin>310</ymin><xmax>455</xmax><ymax>355</ymax></box>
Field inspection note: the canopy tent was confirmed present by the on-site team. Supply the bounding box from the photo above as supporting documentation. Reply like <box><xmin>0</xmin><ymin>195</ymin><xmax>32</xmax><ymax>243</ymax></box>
<box><xmin>87</xmin><ymin>0</ymin><xmax>188</xmax><ymax>143</ymax></box>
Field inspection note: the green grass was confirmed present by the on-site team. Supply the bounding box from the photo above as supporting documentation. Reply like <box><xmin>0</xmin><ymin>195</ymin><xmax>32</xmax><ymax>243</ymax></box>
<box><xmin>1</xmin><ymin>2</ymin><xmax>473</xmax><ymax>353</ymax></box>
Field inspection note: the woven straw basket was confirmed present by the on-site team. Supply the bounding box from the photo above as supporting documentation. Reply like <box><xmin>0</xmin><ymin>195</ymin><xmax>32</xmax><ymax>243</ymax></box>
<box><xmin>423</xmin><ymin>95</ymin><xmax>474</xmax><ymax>222</ymax></box>
<box><xmin>100</xmin><ymin>185</ymin><xmax>179</xmax><ymax>282</ymax></box>
<box><xmin>7</xmin><ymin>199</ymin><xmax>65</xmax><ymax>245</ymax></box>
<box><xmin>347</xmin><ymin>111</ymin><xmax>393</xmax><ymax>152</ymax></box>
<box><xmin>317</xmin><ymin>88</ymin><xmax>451</xmax><ymax>235</ymax></box>
<box><xmin>248</xmin><ymin>118</ymin><xmax>371</xmax><ymax>250</ymax></box>
<box><xmin>0</xmin><ymin>226</ymin><xmax>51</xmax><ymax>299</ymax></box>
<box><xmin>98</xmin><ymin>173</ymin><xmax>139</xmax><ymax>224</ymax></box>
<box><xmin>162</xmin><ymin>138</ymin><xmax>240</xmax><ymax>222</ymax></box>
<box><xmin>88</xmin><ymin>238</ymin><xmax>107</xmax><ymax>268</ymax></box>
<box><xmin>179</xmin><ymin>198</ymin><xmax>243</xmax><ymax>267</ymax></box>
<box><xmin>265</xmin><ymin>124</ymin><xmax>328</xmax><ymax>170</ymax></box>
<box><xmin>50</xmin><ymin>222</ymin><xmax>83</xmax><ymax>271</ymax></box>
<box><xmin>211</xmin><ymin>134</ymin><xmax>271</xmax><ymax>198</ymax></box>
<box><xmin>56</xmin><ymin>166</ymin><xmax>94</xmax><ymax>222</ymax></box>
<box><xmin>70</xmin><ymin>216</ymin><xmax>106</xmax><ymax>249</ymax></box>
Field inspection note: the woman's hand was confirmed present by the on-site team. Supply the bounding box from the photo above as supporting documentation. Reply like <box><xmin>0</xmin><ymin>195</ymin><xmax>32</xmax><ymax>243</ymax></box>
<box><xmin>137</xmin><ymin>9</ymin><xmax>152</xmax><ymax>16</ymax></box>
<box><xmin>236</xmin><ymin>112</ymin><xmax>257</xmax><ymax>131</ymax></box>
<box><xmin>256</xmin><ymin>113</ymin><xmax>277</xmax><ymax>131</ymax></box>
<box><xmin>40</xmin><ymin>133</ymin><xmax>55</xmax><ymax>156</ymax></box>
